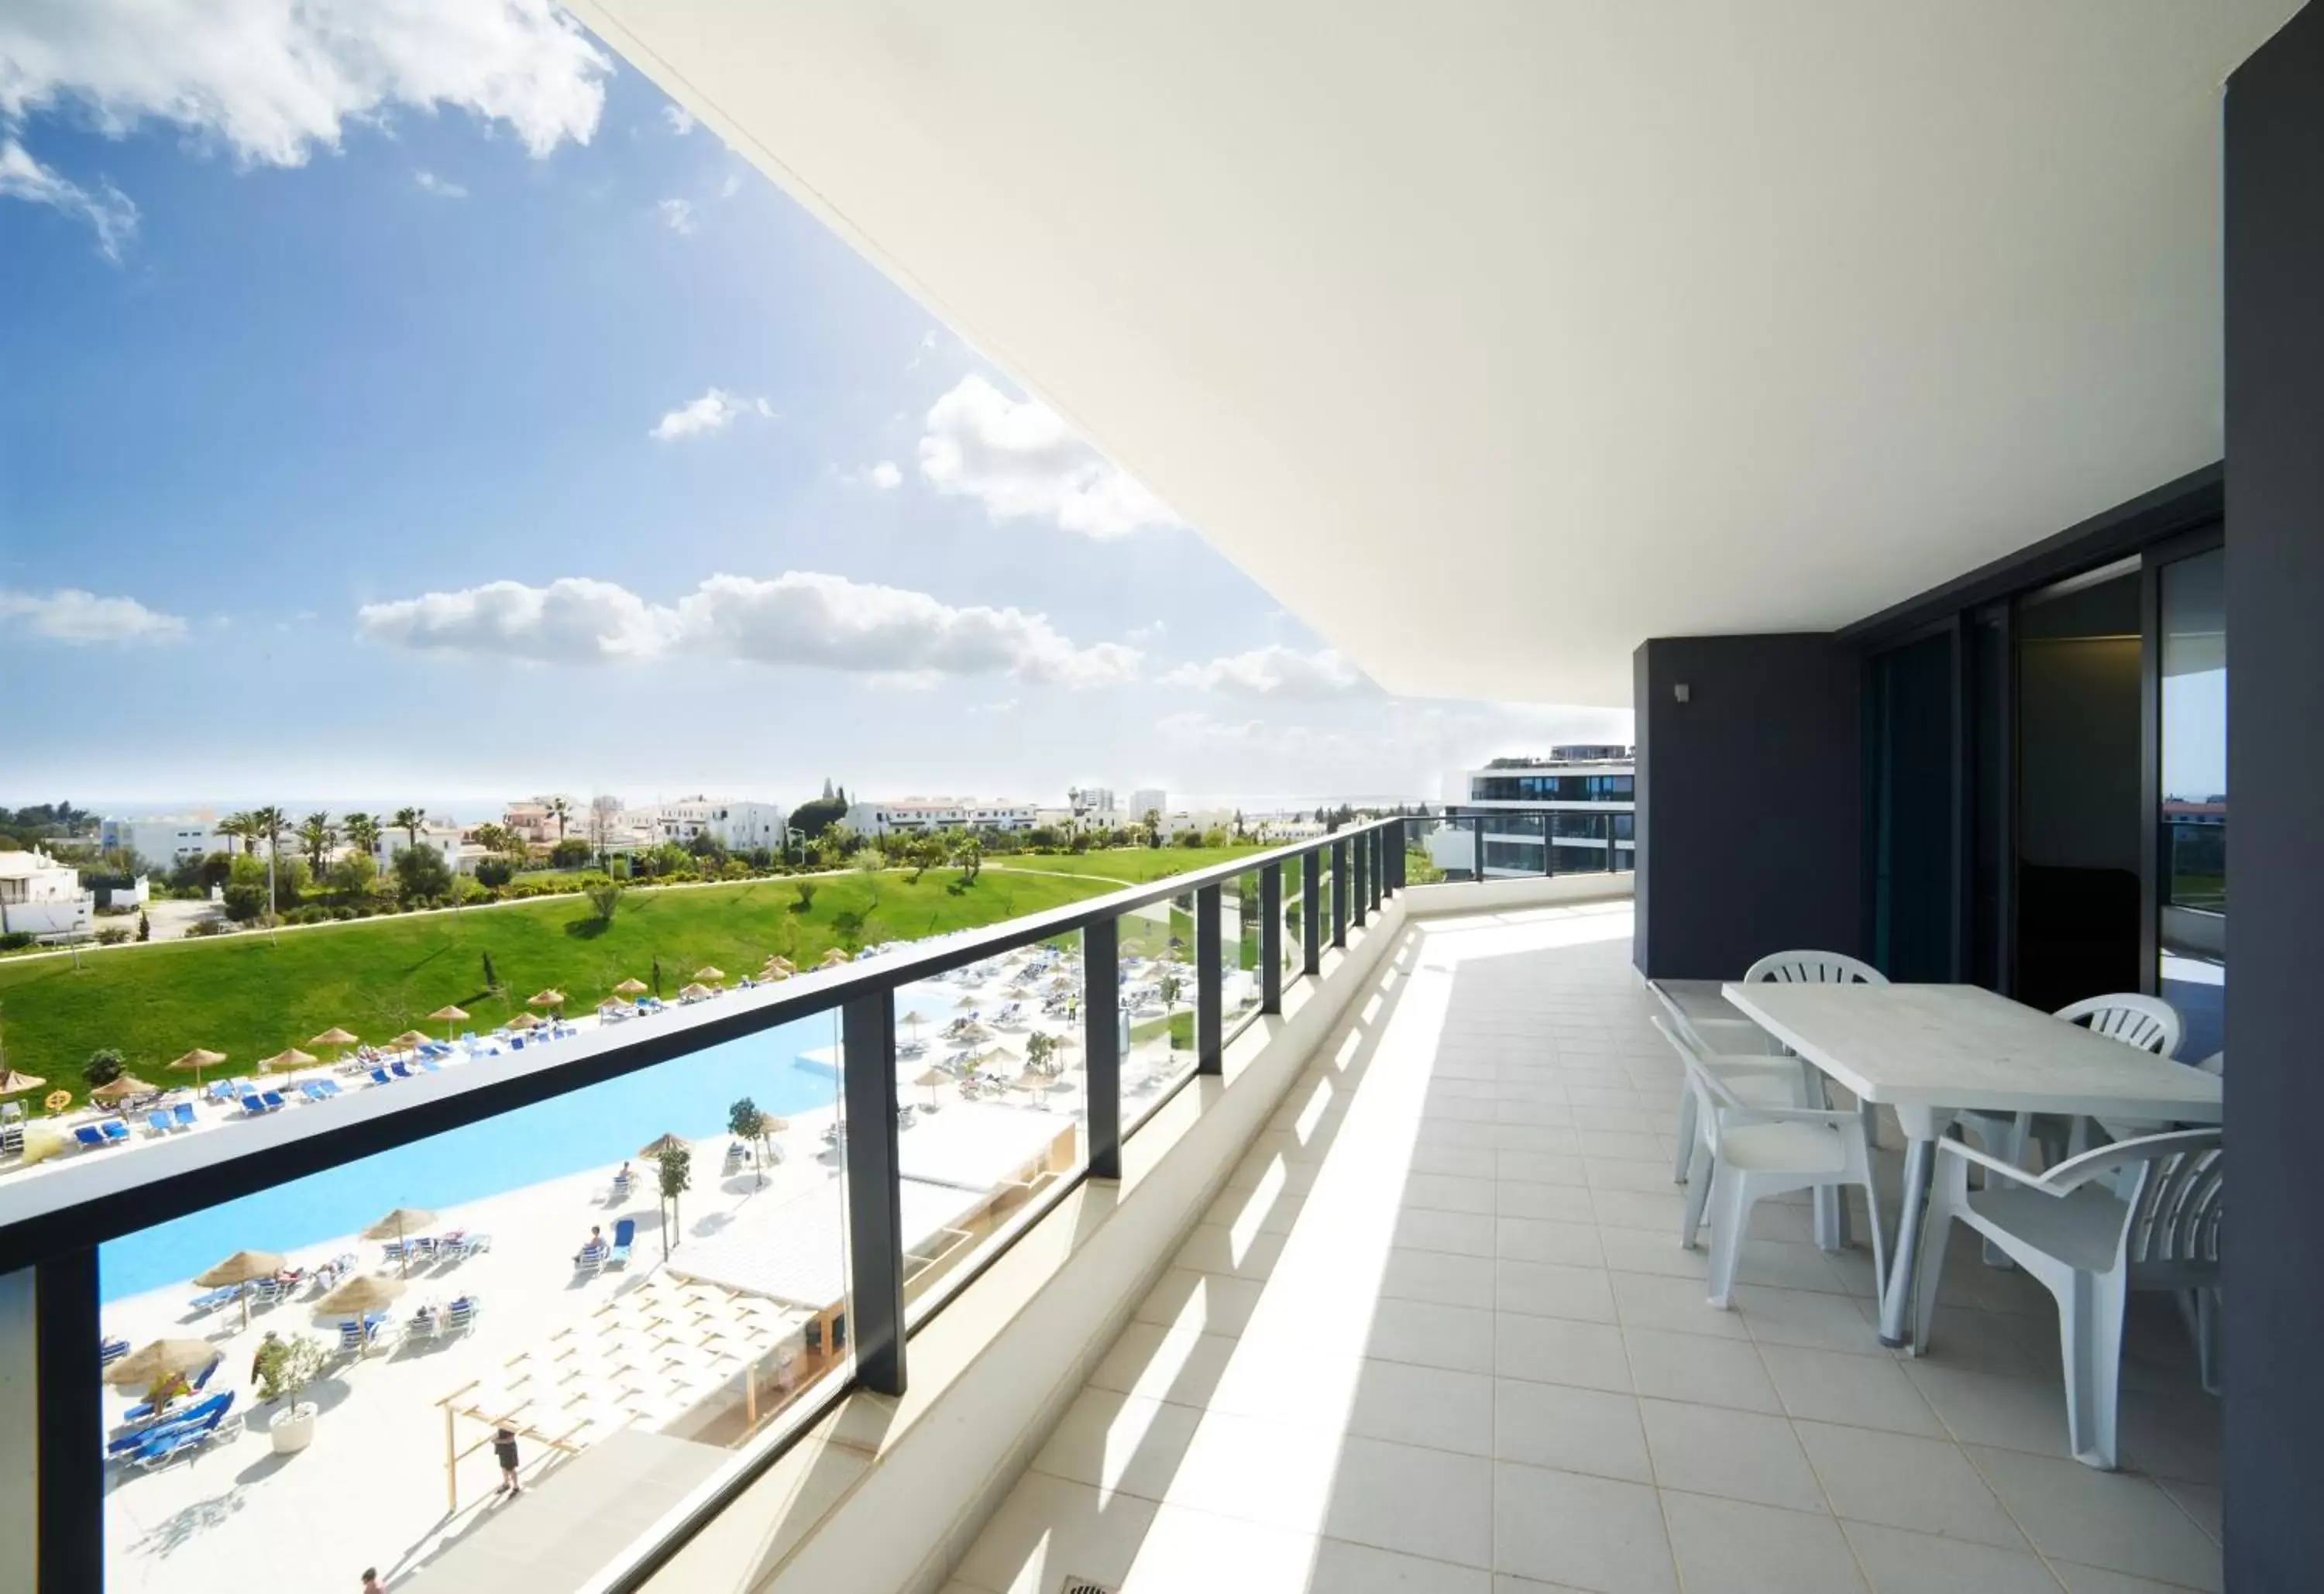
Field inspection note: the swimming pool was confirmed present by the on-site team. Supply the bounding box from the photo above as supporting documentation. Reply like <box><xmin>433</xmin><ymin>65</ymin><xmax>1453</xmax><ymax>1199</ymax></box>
<box><xmin>98</xmin><ymin>1014</ymin><xmax>847</xmax><ymax>1303</ymax></box>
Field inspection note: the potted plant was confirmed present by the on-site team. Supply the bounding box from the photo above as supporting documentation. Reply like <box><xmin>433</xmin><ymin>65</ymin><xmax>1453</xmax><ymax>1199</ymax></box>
<box><xmin>254</xmin><ymin>1332</ymin><xmax>328</xmax><ymax>1454</ymax></box>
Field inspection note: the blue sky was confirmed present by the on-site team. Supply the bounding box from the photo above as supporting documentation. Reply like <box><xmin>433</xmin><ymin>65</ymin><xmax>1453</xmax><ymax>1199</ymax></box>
<box><xmin>0</xmin><ymin>2</ymin><xmax>1627</xmax><ymax>819</ymax></box>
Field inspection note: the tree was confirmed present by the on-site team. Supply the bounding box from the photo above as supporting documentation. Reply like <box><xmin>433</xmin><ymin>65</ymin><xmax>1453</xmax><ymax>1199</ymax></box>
<box><xmin>1024</xmin><ymin>1030</ymin><xmax>1055</xmax><ymax>1074</ymax></box>
<box><xmin>792</xmin><ymin>881</ymin><xmax>817</xmax><ymax>912</ymax></box>
<box><xmin>250</xmin><ymin>806</ymin><xmax>287</xmax><ymax>865</ymax></box>
<box><xmin>655</xmin><ymin>1143</ymin><xmax>693</xmax><ymax>1256</ymax></box>
<box><xmin>727</xmin><ymin>1097</ymin><xmax>771</xmax><ymax>1187</ymax></box>
<box><xmin>297</xmin><ymin>811</ymin><xmax>337</xmax><ymax>876</ymax></box>
<box><xmin>548</xmin><ymin>837</ymin><xmax>593</xmax><ymax>869</ymax></box>
<box><xmin>953</xmin><ymin>835</ymin><xmax>984</xmax><ymax>885</ymax></box>
<box><xmin>253</xmin><ymin>1332</ymin><xmax>326</xmax><ymax>1406</ymax></box>
<box><xmin>135</xmin><ymin>909</ymin><xmax>150</xmax><ymax>942</ymax></box>
<box><xmin>482</xmin><ymin>950</ymin><xmax>499</xmax><ymax>993</ymax></box>
<box><xmin>342</xmin><ymin>812</ymin><xmax>380</xmax><ymax>858</ymax></box>
<box><xmin>1142</xmin><ymin>808</ymin><xmax>1164</xmax><ymax>848</ymax></box>
<box><xmin>548</xmin><ymin>795</ymin><xmax>573</xmax><ymax>843</ymax></box>
<box><xmin>474</xmin><ymin>857</ymin><xmax>514</xmax><ymax>888</ymax></box>
<box><xmin>392</xmin><ymin>843</ymin><xmax>454</xmax><ymax>903</ymax></box>
<box><xmin>789</xmin><ymin>795</ymin><xmax>847</xmax><ymax>839</ymax></box>
<box><xmin>328</xmin><ymin>851</ymin><xmax>376</xmax><ymax>898</ymax></box>
<box><xmin>84</xmin><ymin>1048</ymin><xmax>125</xmax><ymax>1086</ymax></box>
<box><xmin>215</xmin><ymin>812</ymin><xmax>255</xmax><ymax>857</ymax></box>
<box><xmin>391</xmin><ymin>807</ymin><xmax>426</xmax><ymax>850</ymax></box>
<box><xmin>585</xmin><ymin>878</ymin><xmax>622</xmax><ymax>924</ymax></box>
<box><xmin>471</xmin><ymin>823</ymin><xmax>516</xmax><ymax>860</ymax></box>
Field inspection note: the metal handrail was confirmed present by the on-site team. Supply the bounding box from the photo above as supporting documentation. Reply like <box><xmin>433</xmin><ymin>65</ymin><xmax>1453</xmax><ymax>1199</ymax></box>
<box><xmin>0</xmin><ymin>818</ymin><xmax>1409</xmax><ymax>1271</ymax></box>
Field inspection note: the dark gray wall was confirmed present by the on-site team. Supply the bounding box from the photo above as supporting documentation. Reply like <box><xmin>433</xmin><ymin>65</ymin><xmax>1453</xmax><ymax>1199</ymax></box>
<box><xmin>1631</xmin><ymin>634</ymin><xmax>1863</xmax><ymax>979</ymax></box>
<box><xmin>2224</xmin><ymin>6</ymin><xmax>2324</xmax><ymax>1584</ymax></box>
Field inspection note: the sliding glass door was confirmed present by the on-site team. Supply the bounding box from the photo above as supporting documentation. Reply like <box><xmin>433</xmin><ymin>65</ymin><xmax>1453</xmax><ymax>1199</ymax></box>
<box><xmin>2156</xmin><ymin>545</ymin><xmax>2226</xmax><ymax>1060</ymax></box>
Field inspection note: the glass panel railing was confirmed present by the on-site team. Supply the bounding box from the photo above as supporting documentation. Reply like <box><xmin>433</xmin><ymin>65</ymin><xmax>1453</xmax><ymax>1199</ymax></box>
<box><xmin>95</xmin><ymin>1009</ymin><xmax>849</xmax><ymax>1589</ymax></box>
<box><xmin>1481</xmin><ymin>812</ymin><xmax>1548</xmax><ymax>877</ymax></box>
<box><xmin>1402</xmin><ymin>817</ymin><xmax>1452</xmax><ymax>884</ymax></box>
<box><xmin>1122</xmin><ymin>891</ymin><xmax>1196</xmax><ymax>1129</ymax></box>
<box><xmin>898</xmin><ymin>951</ymin><xmax>1084</xmax><ymax>1326</ymax></box>
<box><xmin>1280</xmin><ymin>860</ymin><xmax>1307</xmax><ymax>987</ymax></box>
<box><xmin>1226</xmin><ymin>869</ymin><xmax>1264</xmax><ymax>1039</ymax></box>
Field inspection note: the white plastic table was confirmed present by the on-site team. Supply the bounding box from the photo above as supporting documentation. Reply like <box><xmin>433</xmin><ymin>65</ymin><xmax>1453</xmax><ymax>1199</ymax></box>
<box><xmin>1718</xmin><ymin>982</ymin><xmax>2223</xmax><ymax>1348</ymax></box>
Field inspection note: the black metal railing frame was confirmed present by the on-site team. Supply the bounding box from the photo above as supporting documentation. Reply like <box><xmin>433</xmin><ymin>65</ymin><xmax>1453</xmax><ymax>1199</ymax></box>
<box><xmin>5</xmin><ymin>816</ymin><xmax>1419</xmax><ymax>1594</ymax></box>
<box><xmin>1426</xmin><ymin>807</ymin><xmax>1633</xmax><ymax>880</ymax></box>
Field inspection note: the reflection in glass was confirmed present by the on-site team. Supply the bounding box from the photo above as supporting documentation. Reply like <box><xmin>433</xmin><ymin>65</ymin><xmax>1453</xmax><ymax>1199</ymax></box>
<box><xmin>898</xmin><ymin>950</ymin><xmax>1085</xmax><ymax>1324</ymax></box>
<box><xmin>1226</xmin><ymin>871</ymin><xmax>1264</xmax><ymax>1037</ymax></box>
<box><xmin>2159</xmin><ymin>547</ymin><xmax>2226</xmax><ymax>1060</ymax></box>
<box><xmin>1122</xmin><ymin>893</ymin><xmax>1197</xmax><ymax>1129</ymax></box>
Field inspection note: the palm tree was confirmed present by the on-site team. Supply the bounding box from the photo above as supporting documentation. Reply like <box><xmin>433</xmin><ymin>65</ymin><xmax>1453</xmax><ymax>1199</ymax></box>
<box><xmin>297</xmin><ymin>812</ymin><xmax>337</xmax><ymax>875</ymax></box>
<box><xmin>547</xmin><ymin>795</ymin><xmax>574</xmax><ymax>843</ymax></box>
<box><xmin>472</xmin><ymin>823</ymin><xmax>515</xmax><ymax>860</ymax></box>
<box><xmin>249</xmin><ymin>806</ymin><xmax>287</xmax><ymax>864</ymax></box>
<box><xmin>391</xmin><ymin>807</ymin><xmax>426</xmax><ymax>852</ymax></box>
<box><xmin>342</xmin><ymin>812</ymin><xmax>380</xmax><ymax>858</ymax></box>
<box><xmin>215</xmin><ymin>812</ymin><xmax>254</xmax><ymax>857</ymax></box>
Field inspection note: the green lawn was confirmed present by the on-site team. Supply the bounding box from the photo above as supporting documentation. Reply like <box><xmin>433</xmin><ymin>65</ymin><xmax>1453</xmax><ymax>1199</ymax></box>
<box><xmin>988</xmin><ymin>844</ymin><xmax>1270</xmax><ymax>884</ymax></box>
<box><xmin>0</xmin><ymin>870</ymin><xmax>1127</xmax><ymax>1100</ymax></box>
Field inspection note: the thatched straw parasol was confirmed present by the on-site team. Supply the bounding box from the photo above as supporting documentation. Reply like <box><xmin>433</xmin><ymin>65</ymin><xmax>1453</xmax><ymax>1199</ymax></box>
<box><xmin>913</xmin><ymin>1067</ymin><xmax>948</xmax><ymax>1108</ymax></box>
<box><xmin>819</xmin><ymin>948</ymin><xmax>851</xmax><ymax>968</ymax></box>
<box><xmin>257</xmin><ymin>1048</ymin><xmax>315</xmax><ymax>1074</ymax></box>
<box><xmin>313</xmin><ymin>1273</ymin><xmax>407</xmax><ymax>1338</ymax></box>
<box><xmin>678</xmin><ymin>982</ymin><xmax>713</xmax><ymax>1000</ymax></box>
<box><xmin>528</xmin><ymin>988</ymin><xmax>567</xmax><ymax>1010</ymax></box>
<box><xmin>507</xmin><ymin>1012</ymin><xmax>541</xmax><ymax>1030</ymax></box>
<box><xmin>89</xmin><ymin>1074</ymin><xmax>157</xmax><ymax>1104</ymax></box>
<box><xmin>363</xmin><ymin>1208</ymin><xmax>438</xmax><ymax>1276</ymax></box>
<box><xmin>169</xmin><ymin>1048</ymin><xmax>228</xmax><ymax>1087</ymax></box>
<box><xmin>693</xmin><ymin>966</ymin><xmax>725</xmax><ymax>984</ymax></box>
<box><xmin>103</xmin><ymin>1338</ymin><xmax>220</xmax><ymax>1391</ymax></box>
<box><xmin>194</xmin><ymin>1249</ymin><xmax>286</xmax><ymax>1329</ymax></box>
<box><xmin>387</xmin><ymin>1030</ymin><xmax>431</xmax><ymax>1053</ymax></box>
<box><xmin>638</xmin><ymin>1132</ymin><xmax>689</xmax><ymax>1159</ymax></box>
<box><xmin>765</xmin><ymin>956</ymin><xmax>796</xmax><ymax>975</ymax></box>
<box><xmin>614</xmin><ymin>978</ymin><xmax>649</xmax><ymax>997</ymax></box>
<box><xmin>0</xmin><ymin>1067</ymin><xmax>48</xmax><ymax>1098</ymax></box>
<box><xmin>428</xmin><ymin>1005</ymin><xmax>470</xmax><ymax>1040</ymax></box>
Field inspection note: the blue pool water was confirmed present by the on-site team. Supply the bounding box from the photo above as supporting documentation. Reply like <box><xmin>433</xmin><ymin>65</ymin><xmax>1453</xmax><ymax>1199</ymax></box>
<box><xmin>98</xmin><ymin>1016</ymin><xmax>844</xmax><ymax>1304</ymax></box>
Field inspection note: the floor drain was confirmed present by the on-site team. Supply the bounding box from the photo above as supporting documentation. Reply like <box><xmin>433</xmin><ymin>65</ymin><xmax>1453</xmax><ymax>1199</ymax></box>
<box><xmin>1058</xmin><ymin>1579</ymin><xmax>1116</xmax><ymax>1594</ymax></box>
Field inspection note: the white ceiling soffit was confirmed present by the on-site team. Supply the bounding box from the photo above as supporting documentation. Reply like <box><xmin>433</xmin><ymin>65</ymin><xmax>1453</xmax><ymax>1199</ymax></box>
<box><xmin>570</xmin><ymin>1</ymin><xmax>2298</xmax><ymax>706</ymax></box>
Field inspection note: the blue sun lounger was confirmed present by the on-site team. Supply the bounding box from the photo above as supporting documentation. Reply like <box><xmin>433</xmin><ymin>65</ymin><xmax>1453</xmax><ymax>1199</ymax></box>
<box><xmin>172</xmin><ymin>1101</ymin><xmax>198</xmax><ymax>1128</ymax></box>
<box><xmin>370</xmin><ymin>1068</ymin><xmax>394</xmax><ymax>1086</ymax></box>
<box><xmin>101</xmin><ymin>1118</ymin><xmax>132</xmax><ymax>1143</ymax></box>
<box><xmin>607</xmin><ymin>1218</ymin><xmax>636</xmax><ymax>1269</ymax></box>
<box><xmin>260</xmin><ymin>1091</ymin><xmax>287</xmax><ymax>1111</ymax></box>
<box><xmin>74</xmin><ymin>1125</ymin><xmax>105</xmax><ymax>1149</ymax></box>
<box><xmin>390</xmin><ymin>1061</ymin><xmax>414</xmax><ymax>1080</ymax></box>
<box><xmin>187</xmin><ymin>1285</ymin><xmax>239</xmax><ymax>1314</ymax></box>
<box><xmin>146</xmin><ymin>1110</ymin><xmax>174</xmax><ymax>1136</ymax></box>
<box><xmin>240</xmin><ymin>1094</ymin><xmax>268</xmax><ymax>1117</ymax></box>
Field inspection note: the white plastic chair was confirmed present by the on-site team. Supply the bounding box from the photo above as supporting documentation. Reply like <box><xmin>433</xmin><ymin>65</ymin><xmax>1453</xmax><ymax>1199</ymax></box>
<box><xmin>1741</xmin><ymin>950</ymin><xmax>1888</xmax><ymax>988</ymax></box>
<box><xmin>1655</xmin><ymin>1017</ymin><xmax>1887</xmax><ymax>1309</ymax></box>
<box><xmin>1959</xmin><ymin>995</ymin><xmax>2184</xmax><ymax>1173</ymax></box>
<box><xmin>1913</xmin><ymin>1128</ymin><xmax>2221</xmax><ymax>1469</ymax></box>
<box><xmin>1649</xmin><ymin>981</ymin><xmax>1787</xmax><ymax>1182</ymax></box>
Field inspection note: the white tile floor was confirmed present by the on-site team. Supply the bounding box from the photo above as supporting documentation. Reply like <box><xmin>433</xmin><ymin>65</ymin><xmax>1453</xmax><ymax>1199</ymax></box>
<box><xmin>942</xmin><ymin>905</ymin><xmax>2224</xmax><ymax>1594</ymax></box>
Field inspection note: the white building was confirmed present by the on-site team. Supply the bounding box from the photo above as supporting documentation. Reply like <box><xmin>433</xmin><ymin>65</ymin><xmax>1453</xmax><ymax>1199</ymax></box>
<box><xmin>844</xmin><ymin>798</ymin><xmax>1041</xmax><ymax>837</ymax></box>
<box><xmin>0</xmin><ymin>849</ymin><xmax>94</xmax><ymax>940</ymax></box>
<box><xmin>98</xmin><ymin>815</ymin><xmax>223</xmax><ymax>865</ymax></box>
<box><xmin>656</xmin><ymin>796</ymin><xmax>788</xmax><ymax>851</ymax></box>
<box><xmin>1067</xmin><ymin>785</ymin><xmax>1117</xmax><ymax>819</ymax></box>
<box><xmin>370</xmin><ymin>823</ymin><xmax>469</xmax><ymax>875</ymax></box>
<box><xmin>1129</xmin><ymin>788</ymin><xmax>1167</xmax><ymax>822</ymax></box>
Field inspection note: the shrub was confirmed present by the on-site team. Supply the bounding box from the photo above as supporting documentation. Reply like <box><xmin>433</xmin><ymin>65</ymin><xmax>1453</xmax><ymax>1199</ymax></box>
<box><xmin>183</xmin><ymin>919</ymin><xmax>229</xmax><ymax>939</ymax></box>
<box><xmin>95</xmin><ymin>926</ymin><xmax>132</xmax><ymax>944</ymax></box>
<box><xmin>222</xmin><ymin>882</ymin><xmax>267</xmax><ymax>922</ymax></box>
<box><xmin>548</xmin><ymin>837</ymin><xmax>594</xmax><ymax>869</ymax></box>
<box><xmin>0</xmin><ymin>932</ymin><xmax>34</xmax><ymax>952</ymax></box>
<box><xmin>473</xmin><ymin>857</ymin><xmax>514</xmax><ymax>888</ymax></box>
<box><xmin>584</xmin><ymin>879</ymin><xmax>622</xmax><ymax>924</ymax></box>
<box><xmin>253</xmin><ymin>1333</ymin><xmax>327</xmax><ymax>1404</ymax></box>
<box><xmin>84</xmin><ymin>1049</ymin><xmax>125</xmax><ymax>1086</ymax></box>
<box><xmin>791</xmin><ymin>881</ymin><xmax>817</xmax><ymax>913</ymax></box>
<box><xmin>390</xmin><ymin>843</ymin><xmax>454</xmax><ymax>903</ymax></box>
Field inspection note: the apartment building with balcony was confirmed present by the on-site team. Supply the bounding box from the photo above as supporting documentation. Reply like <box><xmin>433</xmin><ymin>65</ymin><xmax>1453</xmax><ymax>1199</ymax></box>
<box><xmin>1431</xmin><ymin>747</ymin><xmax>1638</xmax><ymax>879</ymax></box>
<box><xmin>844</xmin><ymin>797</ymin><xmax>1042</xmax><ymax>837</ymax></box>
<box><xmin>8</xmin><ymin>7</ymin><xmax>2323</xmax><ymax>1593</ymax></box>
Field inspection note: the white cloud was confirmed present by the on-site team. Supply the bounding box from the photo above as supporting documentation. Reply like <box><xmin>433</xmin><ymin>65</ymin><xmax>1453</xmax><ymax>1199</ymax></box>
<box><xmin>1127</xmin><ymin>620</ymin><xmax>1168</xmax><ymax>647</ymax></box>
<box><xmin>0</xmin><ymin>586</ymin><xmax>187</xmax><ymax>644</ymax></box>
<box><xmin>0</xmin><ymin>0</ymin><xmax>609</xmax><ymax>168</ymax></box>
<box><xmin>967</xmin><ymin>698</ymin><xmax>1019</xmax><ymax>716</ymax></box>
<box><xmin>718</xmin><ymin>173</ymin><xmax>741</xmax><ymax>200</ymax></box>
<box><xmin>413</xmin><ymin>169</ymin><xmax>467</xmax><ymax>198</ymax></box>
<box><xmin>657</xmin><ymin>197</ymin><xmax>695</xmax><ymax>235</ymax></box>
<box><xmin>0</xmin><ymin>139</ymin><xmax>136</xmax><ymax>260</ymax></box>
<box><xmin>649</xmin><ymin>388</ymin><xmax>772</xmax><ymax>441</ymax></box>
<box><xmin>357</xmin><ymin>571</ymin><xmax>1143</xmax><ymax>688</ymax></box>
<box><xmin>1162</xmin><ymin>644</ymin><xmax>1370</xmax><ymax>700</ymax></box>
<box><xmin>917</xmin><ymin>375</ymin><xmax>1177</xmax><ymax>538</ymax></box>
<box><xmin>662</xmin><ymin>103</ymin><xmax>696</xmax><ymax>136</ymax></box>
<box><xmin>843</xmin><ymin>460</ymin><xmax>902</xmax><ymax>490</ymax></box>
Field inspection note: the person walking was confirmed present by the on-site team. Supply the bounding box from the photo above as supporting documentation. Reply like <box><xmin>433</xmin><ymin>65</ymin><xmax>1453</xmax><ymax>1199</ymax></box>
<box><xmin>493</xmin><ymin>1425</ymin><xmax>522</xmax><ymax>1496</ymax></box>
<box><xmin>360</xmin><ymin>1570</ymin><xmax>386</xmax><ymax>1592</ymax></box>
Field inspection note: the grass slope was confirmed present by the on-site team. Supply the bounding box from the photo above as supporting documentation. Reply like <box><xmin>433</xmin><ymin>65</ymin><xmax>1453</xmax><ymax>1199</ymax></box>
<box><xmin>0</xmin><ymin>870</ymin><xmax>1123</xmax><ymax>1098</ymax></box>
<box><xmin>986</xmin><ymin>845</ymin><xmax>1270</xmax><ymax>884</ymax></box>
